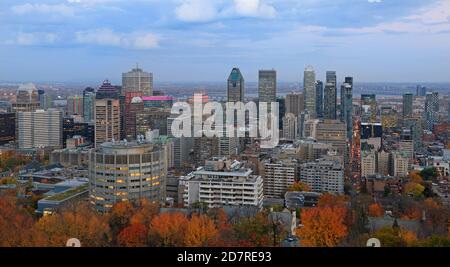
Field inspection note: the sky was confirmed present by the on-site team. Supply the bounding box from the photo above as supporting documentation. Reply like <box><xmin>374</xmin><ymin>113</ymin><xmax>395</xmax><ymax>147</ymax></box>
<box><xmin>0</xmin><ymin>0</ymin><xmax>450</xmax><ymax>83</ymax></box>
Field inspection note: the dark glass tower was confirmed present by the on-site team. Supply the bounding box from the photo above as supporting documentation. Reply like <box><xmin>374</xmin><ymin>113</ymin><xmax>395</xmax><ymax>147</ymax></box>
<box><xmin>227</xmin><ymin>68</ymin><xmax>244</xmax><ymax>102</ymax></box>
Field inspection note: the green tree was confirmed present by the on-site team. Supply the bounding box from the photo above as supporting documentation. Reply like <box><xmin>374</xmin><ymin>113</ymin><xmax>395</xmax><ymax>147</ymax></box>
<box><xmin>420</xmin><ymin>167</ymin><xmax>437</xmax><ymax>181</ymax></box>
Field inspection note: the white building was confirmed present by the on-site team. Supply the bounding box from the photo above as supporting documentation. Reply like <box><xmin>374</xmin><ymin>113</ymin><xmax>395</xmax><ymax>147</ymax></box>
<box><xmin>392</xmin><ymin>152</ymin><xmax>410</xmax><ymax>178</ymax></box>
<box><xmin>361</xmin><ymin>150</ymin><xmax>376</xmax><ymax>178</ymax></box>
<box><xmin>262</xmin><ymin>159</ymin><xmax>298</xmax><ymax>199</ymax></box>
<box><xmin>17</xmin><ymin>109</ymin><xmax>62</xmax><ymax>149</ymax></box>
<box><xmin>299</xmin><ymin>159</ymin><xmax>344</xmax><ymax>194</ymax></box>
<box><xmin>181</xmin><ymin>158</ymin><xmax>264</xmax><ymax>209</ymax></box>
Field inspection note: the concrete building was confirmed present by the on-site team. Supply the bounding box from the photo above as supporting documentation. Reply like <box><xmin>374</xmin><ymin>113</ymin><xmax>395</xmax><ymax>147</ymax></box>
<box><xmin>89</xmin><ymin>140</ymin><xmax>167</xmax><ymax>212</ymax></box>
<box><xmin>303</xmin><ymin>66</ymin><xmax>316</xmax><ymax>118</ymax></box>
<box><xmin>258</xmin><ymin>69</ymin><xmax>276</xmax><ymax>104</ymax></box>
<box><xmin>392</xmin><ymin>152</ymin><xmax>410</xmax><ymax>178</ymax></box>
<box><xmin>181</xmin><ymin>158</ymin><xmax>264</xmax><ymax>209</ymax></box>
<box><xmin>17</xmin><ymin>109</ymin><xmax>62</xmax><ymax>149</ymax></box>
<box><xmin>66</xmin><ymin>95</ymin><xmax>84</xmax><ymax>116</ymax></box>
<box><xmin>315</xmin><ymin>119</ymin><xmax>347</xmax><ymax>155</ymax></box>
<box><xmin>95</xmin><ymin>80</ymin><xmax>120</xmax><ymax>147</ymax></box>
<box><xmin>361</xmin><ymin>150</ymin><xmax>377</xmax><ymax>178</ymax></box>
<box><xmin>122</xmin><ymin>65</ymin><xmax>153</xmax><ymax>96</ymax></box>
<box><xmin>285</xmin><ymin>92</ymin><xmax>304</xmax><ymax>117</ymax></box>
<box><xmin>262</xmin><ymin>159</ymin><xmax>298</xmax><ymax>199</ymax></box>
<box><xmin>282</xmin><ymin>113</ymin><xmax>298</xmax><ymax>141</ymax></box>
<box><xmin>299</xmin><ymin>159</ymin><xmax>344</xmax><ymax>194</ymax></box>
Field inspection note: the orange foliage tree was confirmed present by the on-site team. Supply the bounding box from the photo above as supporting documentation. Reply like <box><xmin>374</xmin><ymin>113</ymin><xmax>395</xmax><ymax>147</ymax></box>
<box><xmin>368</xmin><ymin>203</ymin><xmax>384</xmax><ymax>217</ymax></box>
<box><xmin>296</xmin><ymin>206</ymin><xmax>348</xmax><ymax>247</ymax></box>
<box><xmin>184</xmin><ymin>214</ymin><xmax>218</xmax><ymax>247</ymax></box>
<box><xmin>117</xmin><ymin>223</ymin><xmax>148</xmax><ymax>247</ymax></box>
<box><xmin>0</xmin><ymin>195</ymin><xmax>35</xmax><ymax>246</ymax></box>
<box><xmin>148</xmin><ymin>212</ymin><xmax>189</xmax><ymax>247</ymax></box>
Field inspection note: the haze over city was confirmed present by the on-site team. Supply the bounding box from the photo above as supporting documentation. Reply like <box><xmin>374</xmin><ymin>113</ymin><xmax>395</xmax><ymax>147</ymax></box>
<box><xmin>1</xmin><ymin>0</ymin><xmax>450</xmax><ymax>83</ymax></box>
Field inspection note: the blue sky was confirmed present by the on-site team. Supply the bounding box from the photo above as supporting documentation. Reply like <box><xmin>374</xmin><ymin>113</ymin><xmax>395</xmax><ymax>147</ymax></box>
<box><xmin>0</xmin><ymin>0</ymin><xmax>449</xmax><ymax>83</ymax></box>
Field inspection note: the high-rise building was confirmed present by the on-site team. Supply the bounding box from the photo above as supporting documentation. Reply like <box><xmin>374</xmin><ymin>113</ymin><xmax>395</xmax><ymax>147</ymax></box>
<box><xmin>181</xmin><ymin>158</ymin><xmax>264</xmax><ymax>209</ymax></box>
<box><xmin>63</xmin><ymin>117</ymin><xmax>94</xmax><ymax>147</ymax></box>
<box><xmin>95</xmin><ymin>80</ymin><xmax>120</xmax><ymax>147</ymax></box>
<box><xmin>83</xmin><ymin>87</ymin><xmax>96</xmax><ymax>123</ymax></box>
<box><xmin>66</xmin><ymin>95</ymin><xmax>84</xmax><ymax>116</ymax></box>
<box><xmin>38</xmin><ymin>90</ymin><xmax>50</xmax><ymax>110</ymax></box>
<box><xmin>0</xmin><ymin>112</ymin><xmax>16</xmax><ymax>145</ymax></box>
<box><xmin>299</xmin><ymin>159</ymin><xmax>344</xmax><ymax>194</ymax></box>
<box><xmin>303</xmin><ymin>66</ymin><xmax>316</xmax><ymax>118</ymax></box>
<box><xmin>263</xmin><ymin>159</ymin><xmax>298</xmax><ymax>199</ymax></box>
<box><xmin>392</xmin><ymin>152</ymin><xmax>409</xmax><ymax>178</ymax></box>
<box><xmin>285</xmin><ymin>92</ymin><xmax>303</xmax><ymax>117</ymax></box>
<box><xmin>403</xmin><ymin>93</ymin><xmax>413</xmax><ymax>118</ymax></box>
<box><xmin>17</xmin><ymin>109</ymin><xmax>62</xmax><ymax>149</ymax></box>
<box><xmin>326</xmin><ymin>71</ymin><xmax>337</xmax><ymax>87</ymax></box>
<box><xmin>89</xmin><ymin>140</ymin><xmax>167</xmax><ymax>212</ymax></box>
<box><xmin>137</xmin><ymin>107</ymin><xmax>171</xmax><ymax>137</ymax></box>
<box><xmin>315</xmin><ymin>119</ymin><xmax>347</xmax><ymax>155</ymax></box>
<box><xmin>381</xmin><ymin>106</ymin><xmax>398</xmax><ymax>129</ymax></box>
<box><xmin>122</xmin><ymin>65</ymin><xmax>153</xmax><ymax>96</ymax></box>
<box><xmin>258</xmin><ymin>69</ymin><xmax>276</xmax><ymax>104</ymax></box>
<box><xmin>340</xmin><ymin>78</ymin><xmax>353</xmax><ymax>140</ymax></box>
<box><xmin>315</xmin><ymin>80</ymin><xmax>324</xmax><ymax>118</ymax></box>
<box><xmin>324</xmin><ymin>83</ymin><xmax>337</xmax><ymax>119</ymax></box>
<box><xmin>124</xmin><ymin>93</ymin><xmax>144</xmax><ymax>140</ymax></box>
<box><xmin>425</xmin><ymin>92</ymin><xmax>439</xmax><ymax>131</ymax></box>
<box><xmin>400</xmin><ymin>128</ymin><xmax>414</xmax><ymax>161</ymax></box>
<box><xmin>227</xmin><ymin>68</ymin><xmax>244</xmax><ymax>102</ymax></box>
<box><xmin>361</xmin><ymin>94</ymin><xmax>377</xmax><ymax>123</ymax></box>
<box><xmin>361</xmin><ymin>150</ymin><xmax>376</xmax><ymax>178</ymax></box>
<box><xmin>416</xmin><ymin>85</ymin><xmax>426</xmax><ymax>97</ymax></box>
<box><xmin>403</xmin><ymin>116</ymin><xmax>423</xmax><ymax>150</ymax></box>
<box><xmin>13</xmin><ymin>83</ymin><xmax>40</xmax><ymax>112</ymax></box>
<box><xmin>282</xmin><ymin>113</ymin><xmax>298</xmax><ymax>141</ymax></box>
<box><xmin>377</xmin><ymin>150</ymin><xmax>390</xmax><ymax>176</ymax></box>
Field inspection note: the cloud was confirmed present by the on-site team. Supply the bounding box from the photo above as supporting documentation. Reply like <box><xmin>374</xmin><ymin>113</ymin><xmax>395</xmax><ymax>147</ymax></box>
<box><xmin>175</xmin><ymin>0</ymin><xmax>218</xmax><ymax>22</ymax></box>
<box><xmin>233</xmin><ymin>0</ymin><xmax>276</xmax><ymax>18</ymax></box>
<box><xmin>404</xmin><ymin>0</ymin><xmax>450</xmax><ymax>24</ymax></box>
<box><xmin>9</xmin><ymin>32</ymin><xmax>58</xmax><ymax>46</ymax></box>
<box><xmin>74</xmin><ymin>29</ymin><xmax>160</xmax><ymax>49</ymax></box>
<box><xmin>11</xmin><ymin>3</ymin><xmax>75</xmax><ymax>16</ymax></box>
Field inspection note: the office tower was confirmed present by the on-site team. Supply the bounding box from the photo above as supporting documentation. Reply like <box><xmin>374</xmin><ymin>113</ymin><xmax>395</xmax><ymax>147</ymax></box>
<box><xmin>83</xmin><ymin>87</ymin><xmax>96</xmax><ymax>123</ymax></box>
<box><xmin>303</xmin><ymin>66</ymin><xmax>316</xmax><ymax>118</ymax></box>
<box><xmin>37</xmin><ymin>90</ymin><xmax>50</xmax><ymax>110</ymax></box>
<box><xmin>262</xmin><ymin>159</ymin><xmax>298</xmax><ymax>199</ymax></box>
<box><xmin>137</xmin><ymin>108</ymin><xmax>171</xmax><ymax>137</ymax></box>
<box><xmin>425</xmin><ymin>92</ymin><xmax>439</xmax><ymax>131</ymax></box>
<box><xmin>63</xmin><ymin>117</ymin><xmax>94</xmax><ymax>147</ymax></box>
<box><xmin>416</xmin><ymin>85</ymin><xmax>426</xmax><ymax>97</ymax></box>
<box><xmin>315</xmin><ymin>80</ymin><xmax>324</xmax><ymax>118</ymax></box>
<box><xmin>361</xmin><ymin>94</ymin><xmax>377</xmax><ymax>123</ymax></box>
<box><xmin>361</xmin><ymin>150</ymin><xmax>376</xmax><ymax>178</ymax></box>
<box><xmin>227</xmin><ymin>68</ymin><xmax>244</xmax><ymax>102</ymax></box>
<box><xmin>181</xmin><ymin>158</ymin><xmax>264</xmax><ymax>209</ymax></box>
<box><xmin>0</xmin><ymin>112</ymin><xmax>16</xmax><ymax>145</ymax></box>
<box><xmin>258</xmin><ymin>69</ymin><xmax>276</xmax><ymax>103</ymax></box>
<box><xmin>89</xmin><ymin>140</ymin><xmax>167</xmax><ymax>212</ymax></box>
<box><xmin>95</xmin><ymin>80</ymin><xmax>120</xmax><ymax>147</ymax></box>
<box><xmin>403</xmin><ymin>116</ymin><xmax>423</xmax><ymax>150</ymax></box>
<box><xmin>324</xmin><ymin>83</ymin><xmax>337</xmax><ymax>120</ymax></box>
<box><xmin>286</xmin><ymin>92</ymin><xmax>304</xmax><ymax>117</ymax></box>
<box><xmin>122</xmin><ymin>65</ymin><xmax>153</xmax><ymax>96</ymax></box>
<box><xmin>340</xmin><ymin>78</ymin><xmax>353</xmax><ymax>140</ymax></box>
<box><xmin>282</xmin><ymin>113</ymin><xmax>298</xmax><ymax>141</ymax></box>
<box><xmin>403</xmin><ymin>93</ymin><xmax>413</xmax><ymax>118</ymax></box>
<box><xmin>277</xmin><ymin>96</ymin><xmax>286</xmax><ymax>130</ymax></box>
<box><xmin>380</xmin><ymin>106</ymin><xmax>398</xmax><ymax>129</ymax></box>
<box><xmin>400</xmin><ymin>128</ymin><xmax>414</xmax><ymax>161</ymax></box>
<box><xmin>299</xmin><ymin>159</ymin><xmax>344</xmax><ymax>194</ymax></box>
<box><xmin>13</xmin><ymin>83</ymin><xmax>40</xmax><ymax>112</ymax></box>
<box><xmin>66</xmin><ymin>95</ymin><xmax>84</xmax><ymax>116</ymax></box>
<box><xmin>392</xmin><ymin>152</ymin><xmax>409</xmax><ymax>178</ymax></box>
<box><xmin>17</xmin><ymin>109</ymin><xmax>62</xmax><ymax>149</ymax></box>
<box><xmin>376</xmin><ymin>150</ymin><xmax>390</xmax><ymax>176</ymax></box>
<box><xmin>326</xmin><ymin>71</ymin><xmax>337</xmax><ymax>87</ymax></box>
<box><xmin>315</xmin><ymin>119</ymin><xmax>347</xmax><ymax>155</ymax></box>
<box><xmin>124</xmin><ymin>93</ymin><xmax>144</xmax><ymax>140</ymax></box>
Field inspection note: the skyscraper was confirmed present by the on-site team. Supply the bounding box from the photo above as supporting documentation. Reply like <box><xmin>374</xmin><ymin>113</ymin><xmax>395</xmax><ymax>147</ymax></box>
<box><xmin>17</xmin><ymin>109</ymin><xmax>62</xmax><ymax>149</ymax></box>
<box><xmin>425</xmin><ymin>92</ymin><xmax>439</xmax><ymax>131</ymax></box>
<box><xmin>285</xmin><ymin>92</ymin><xmax>303</xmax><ymax>117</ymax></box>
<box><xmin>227</xmin><ymin>68</ymin><xmax>244</xmax><ymax>102</ymax></box>
<box><xmin>340</xmin><ymin>78</ymin><xmax>353</xmax><ymax>140</ymax></box>
<box><xmin>95</xmin><ymin>80</ymin><xmax>121</xmax><ymax>147</ymax></box>
<box><xmin>122</xmin><ymin>65</ymin><xmax>153</xmax><ymax>96</ymax></box>
<box><xmin>361</xmin><ymin>94</ymin><xmax>377</xmax><ymax>123</ymax></box>
<box><xmin>258</xmin><ymin>69</ymin><xmax>276</xmax><ymax>104</ymax></box>
<box><xmin>0</xmin><ymin>112</ymin><xmax>16</xmax><ymax>145</ymax></box>
<box><xmin>324</xmin><ymin>83</ymin><xmax>337</xmax><ymax>120</ymax></box>
<box><xmin>66</xmin><ymin>95</ymin><xmax>84</xmax><ymax>116</ymax></box>
<box><xmin>326</xmin><ymin>71</ymin><xmax>337</xmax><ymax>88</ymax></box>
<box><xmin>13</xmin><ymin>83</ymin><xmax>40</xmax><ymax>112</ymax></box>
<box><xmin>416</xmin><ymin>85</ymin><xmax>426</xmax><ymax>97</ymax></box>
<box><xmin>83</xmin><ymin>87</ymin><xmax>96</xmax><ymax>123</ymax></box>
<box><xmin>315</xmin><ymin>80</ymin><xmax>324</xmax><ymax>119</ymax></box>
<box><xmin>403</xmin><ymin>93</ymin><xmax>413</xmax><ymax>118</ymax></box>
<box><xmin>38</xmin><ymin>90</ymin><xmax>49</xmax><ymax>110</ymax></box>
<box><xmin>303</xmin><ymin>66</ymin><xmax>316</xmax><ymax>118</ymax></box>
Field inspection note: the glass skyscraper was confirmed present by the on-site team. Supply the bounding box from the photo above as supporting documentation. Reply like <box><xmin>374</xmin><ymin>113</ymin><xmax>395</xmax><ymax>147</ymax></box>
<box><xmin>227</xmin><ymin>68</ymin><xmax>244</xmax><ymax>102</ymax></box>
<box><xmin>340</xmin><ymin>77</ymin><xmax>353</xmax><ymax>140</ymax></box>
<box><xmin>315</xmin><ymin>80</ymin><xmax>323</xmax><ymax>118</ymax></box>
<box><xmin>425</xmin><ymin>92</ymin><xmax>439</xmax><ymax>131</ymax></box>
<box><xmin>403</xmin><ymin>93</ymin><xmax>413</xmax><ymax>118</ymax></box>
<box><xmin>303</xmin><ymin>66</ymin><xmax>316</xmax><ymax>118</ymax></box>
<box><xmin>258</xmin><ymin>69</ymin><xmax>276</xmax><ymax>104</ymax></box>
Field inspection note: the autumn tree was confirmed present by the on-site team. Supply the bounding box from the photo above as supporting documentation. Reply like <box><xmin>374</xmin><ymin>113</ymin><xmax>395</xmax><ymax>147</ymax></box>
<box><xmin>117</xmin><ymin>223</ymin><xmax>148</xmax><ymax>247</ymax></box>
<box><xmin>318</xmin><ymin>193</ymin><xmax>348</xmax><ymax>208</ymax></box>
<box><xmin>232</xmin><ymin>212</ymin><xmax>273</xmax><ymax>247</ymax></box>
<box><xmin>368</xmin><ymin>203</ymin><xmax>384</xmax><ymax>217</ymax></box>
<box><xmin>184</xmin><ymin>214</ymin><xmax>218</xmax><ymax>247</ymax></box>
<box><xmin>0</xmin><ymin>195</ymin><xmax>35</xmax><ymax>246</ymax></box>
<box><xmin>404</xmin><ymin>182</ymin><xmax>425</xmax><ymax>198</ymax></box>
<box><xmin>148</xmin><ymin>212</ymin><xmax>188</xmax><ymax>247</ymax></box>
<box><xmin>33</xmin><ymin>203</ymin><xmax>110</xmax><ymax>247</ymax></box>
<box><xmin>130</xmin><ymin>199</ymin><xmax>159</xmax><ymax>226</ymax></box>
<box><xmin>207</xmin><ymin>208</ymin><xmax>236</xmax><ymax>246</ymax></box>
<box><xmin>109</xmin><ymin>201</ymin><xmax>136</xmax><ymax>241</ymax></box>
<box><xmin>373</xmin><ymin>226</ymin><xmax>407</xmax><ymax>247</ymax></box>
<box><xmin>287</xmin><ymin>181</ymin><xmax>310</xmax><ymax>192</ymax></box>
<box><xmin>408</xmin><ymin>171</ymin><xmax>423</xmax><ymax>183</ymax></box>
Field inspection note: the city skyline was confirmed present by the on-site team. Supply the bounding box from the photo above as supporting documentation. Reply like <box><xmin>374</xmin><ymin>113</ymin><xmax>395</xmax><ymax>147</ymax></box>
<box><xmin>0</xmin><ymin>0</ymin><xmax>450</xmax><ymax>83</ymax></box>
